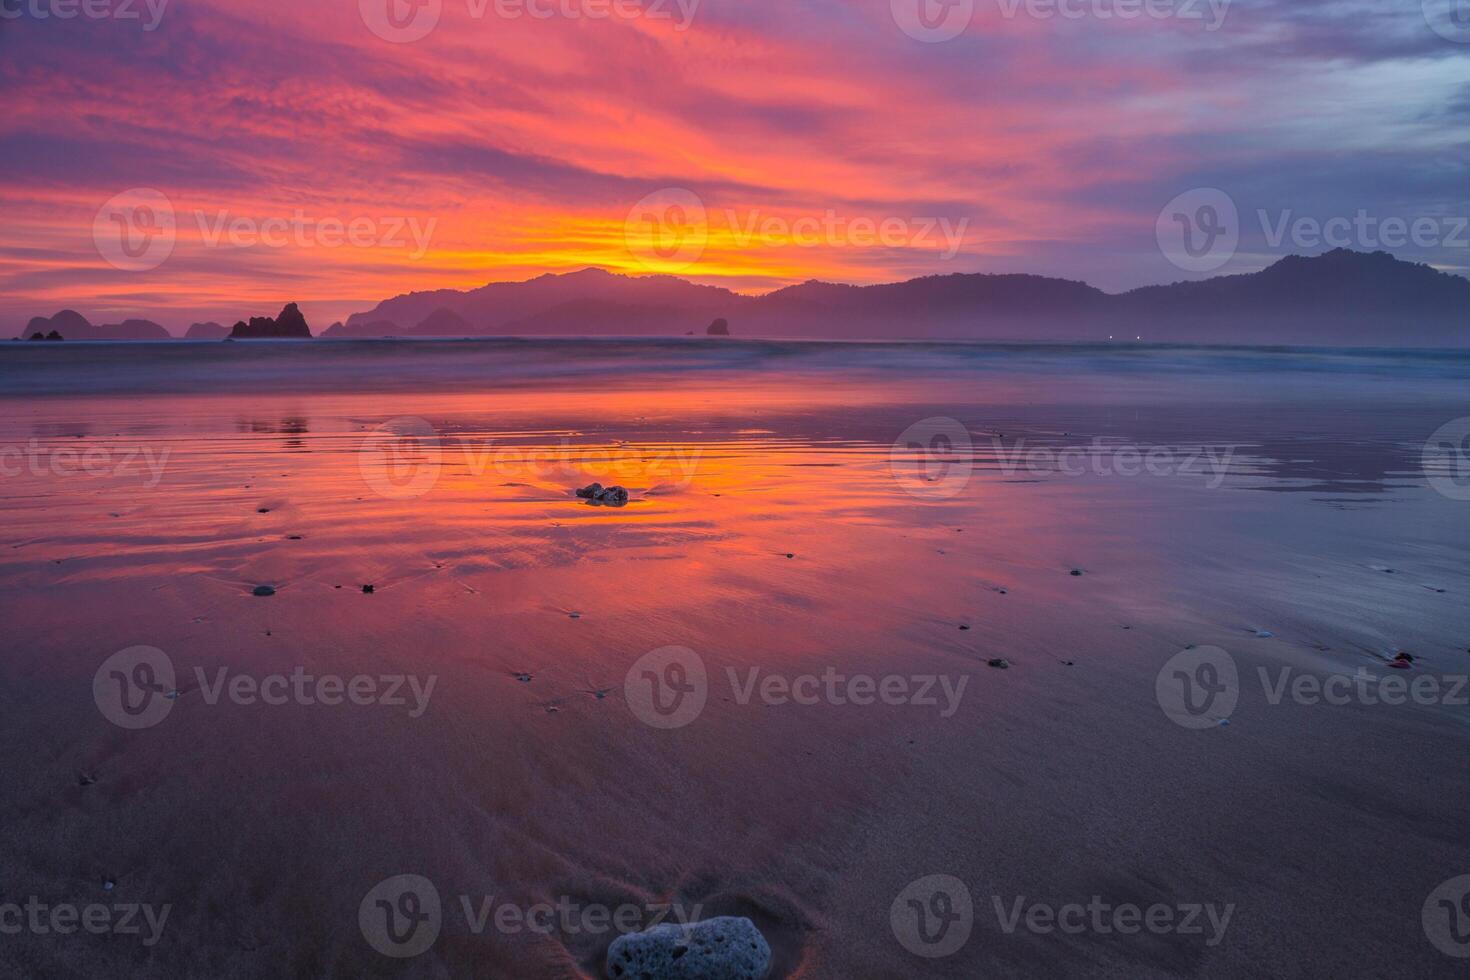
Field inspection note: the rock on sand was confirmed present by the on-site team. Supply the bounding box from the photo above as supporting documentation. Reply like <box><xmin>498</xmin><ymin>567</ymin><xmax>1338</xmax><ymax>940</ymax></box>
<box><xmin>606</xmin><ymin>916</ymin><xmax>770</xmax><ymax>979</ymax></box>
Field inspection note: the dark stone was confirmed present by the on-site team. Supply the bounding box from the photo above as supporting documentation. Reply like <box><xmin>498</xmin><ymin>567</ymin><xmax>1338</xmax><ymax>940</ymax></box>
<box><xmin>607</xmin><ymin>917</ymin><xmax>770</xmax><ymax>979</ymax></box>
<box><xmin>252</xmin><ymin>585</ymin><xmax>276</xmax><ymax>597</ymax></box>
<box><xmin>707</xmin><ymin>317</ymin><xmax>731</xmax><ymax>336</ymax></box>
<box><xmin>362</xmin><ymin>584</ymin><xmax>375</xmax><ymax>594</ymax></box>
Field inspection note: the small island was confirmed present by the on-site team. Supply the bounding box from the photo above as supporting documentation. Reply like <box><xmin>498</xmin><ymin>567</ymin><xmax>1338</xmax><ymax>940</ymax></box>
<box><xmin>227</xmin><ymin>302</ymin><xmax>314</xmax><ymax>340</ymax></box>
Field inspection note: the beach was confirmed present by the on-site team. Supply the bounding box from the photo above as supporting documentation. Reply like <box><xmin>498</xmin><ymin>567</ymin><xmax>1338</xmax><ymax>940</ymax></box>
<box><xmin>1</xmin><ymin>339</ymin><xmax>1468</xmax><ymax>977</ymax></box>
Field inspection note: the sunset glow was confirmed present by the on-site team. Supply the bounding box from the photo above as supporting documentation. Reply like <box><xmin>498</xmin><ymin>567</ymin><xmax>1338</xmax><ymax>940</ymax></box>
<box><xmin>3</xmin><ymin>1</ymin><xmax>1467</xmax><ymax>332</ymax></box>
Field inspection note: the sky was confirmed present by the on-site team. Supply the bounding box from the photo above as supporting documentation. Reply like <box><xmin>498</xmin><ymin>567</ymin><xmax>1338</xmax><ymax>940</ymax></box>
<box><xmin>2</xmin><ymin>0</ymin><xmax>1468</xmax><ymax>333</ymax></box>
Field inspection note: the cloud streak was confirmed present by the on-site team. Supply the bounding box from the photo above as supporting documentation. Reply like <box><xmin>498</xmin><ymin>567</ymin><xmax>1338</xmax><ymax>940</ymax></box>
<box><xmin>1</xmin><ymin>0</ymin><xmax>1467</xmax><ymax>333</ymax></box>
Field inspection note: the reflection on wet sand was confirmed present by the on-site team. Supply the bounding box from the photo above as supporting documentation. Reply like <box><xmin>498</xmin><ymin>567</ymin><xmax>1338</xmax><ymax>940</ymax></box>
<box><xmin>1</xmin><ymin>343</ymin><xmax>1468</xmax><ymax>977</ymax></box>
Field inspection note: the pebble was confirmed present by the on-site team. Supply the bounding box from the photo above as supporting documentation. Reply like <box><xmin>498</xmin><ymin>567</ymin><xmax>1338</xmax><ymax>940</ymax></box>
<box><xmin>78</xmin><ymin>772</ymin><xmax>96</xmax><ymax>787</ymax></box>
<box><xmin>362</xmin><ymin>585</ymin><xmax>375</xmax><ymax>594</ymax></box>
<box><xmin>252</xmin><ymin>585</ymin><xmax>276</xmax><ymax>597</ymax></box>
<box><xmin>1069</xmin><ymin>569</ymin><xmax>1083</xmax><ymax>577</ymax></box>
<box><xmin>988</xmin><ymin>658</ymin><xmax>1011</xmax><ymax>669</ymax></box>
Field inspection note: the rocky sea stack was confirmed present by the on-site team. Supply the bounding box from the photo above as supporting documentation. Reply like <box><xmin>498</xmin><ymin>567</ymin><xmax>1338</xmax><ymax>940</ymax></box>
<box><xmin>707</xmin><ymin>317</ymin><xmax>731</xmax><ymax>336</ymax></box>
<box><xmin>227</xmin><ymin>303</ymin><xmax>313</xmax><ymax>340</ymax></box>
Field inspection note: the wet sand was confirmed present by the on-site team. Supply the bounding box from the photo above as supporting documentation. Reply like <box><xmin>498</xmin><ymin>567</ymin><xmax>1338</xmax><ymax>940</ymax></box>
<box><xmin>1</xmin><ymin>341</ymin><xmax>1468</xmax><ymax>977</ymax></box>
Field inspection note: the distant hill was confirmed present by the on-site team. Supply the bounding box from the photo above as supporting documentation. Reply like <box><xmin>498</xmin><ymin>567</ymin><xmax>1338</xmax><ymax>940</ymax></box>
<box><xmin>185</xmin><ymin>321</ymin><xmax>229</xmax><ymax>340</ymax></box>
<box><xmin>22</xmin><ymin>310</ymin><xmax>171</xmax><ymax>341</ymax></box>
<box><xmin>344</xmin><ymin>268</ymin><xmax>740</xmax><ymax>337</ymax></box>
<box><xmin>322</xmin><ymin>319</ymin><xmax>401</xmax><ymax>338</ymax></box>
<box><xmin>412</xmin><ymin>307</ymin><xmax>476</xmax><ymax>335</ymax></box>
<box><xmin>1108</xmin><ymin>249</ymin><xmax>1470</xmax><ymax>345</ymax></box>
<box><xmin>338</xmin><ymin>250</ymin><xmax>1469</xmax><ymax>346</ymax></box>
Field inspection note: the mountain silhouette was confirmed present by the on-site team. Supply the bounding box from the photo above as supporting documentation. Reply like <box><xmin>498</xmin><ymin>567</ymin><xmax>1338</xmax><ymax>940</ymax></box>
<box><xmin>335</xmin><ymin>250</ymin><xmax>1468</xmax><ymax>346</ymax></box>
<box><xmin>23</xmin><ymin>310</ymin><xmax>170</xmax><ymax>341</ymax></box>
<box><xmin>19</xmin><ymin>251</ymin><xmax>1469</xmax><ymax>345</ymax></box>
<box><xmin>185</xmin><ymin>321</ymin><xmax>229</xmax><ymax>340</ymax></box>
